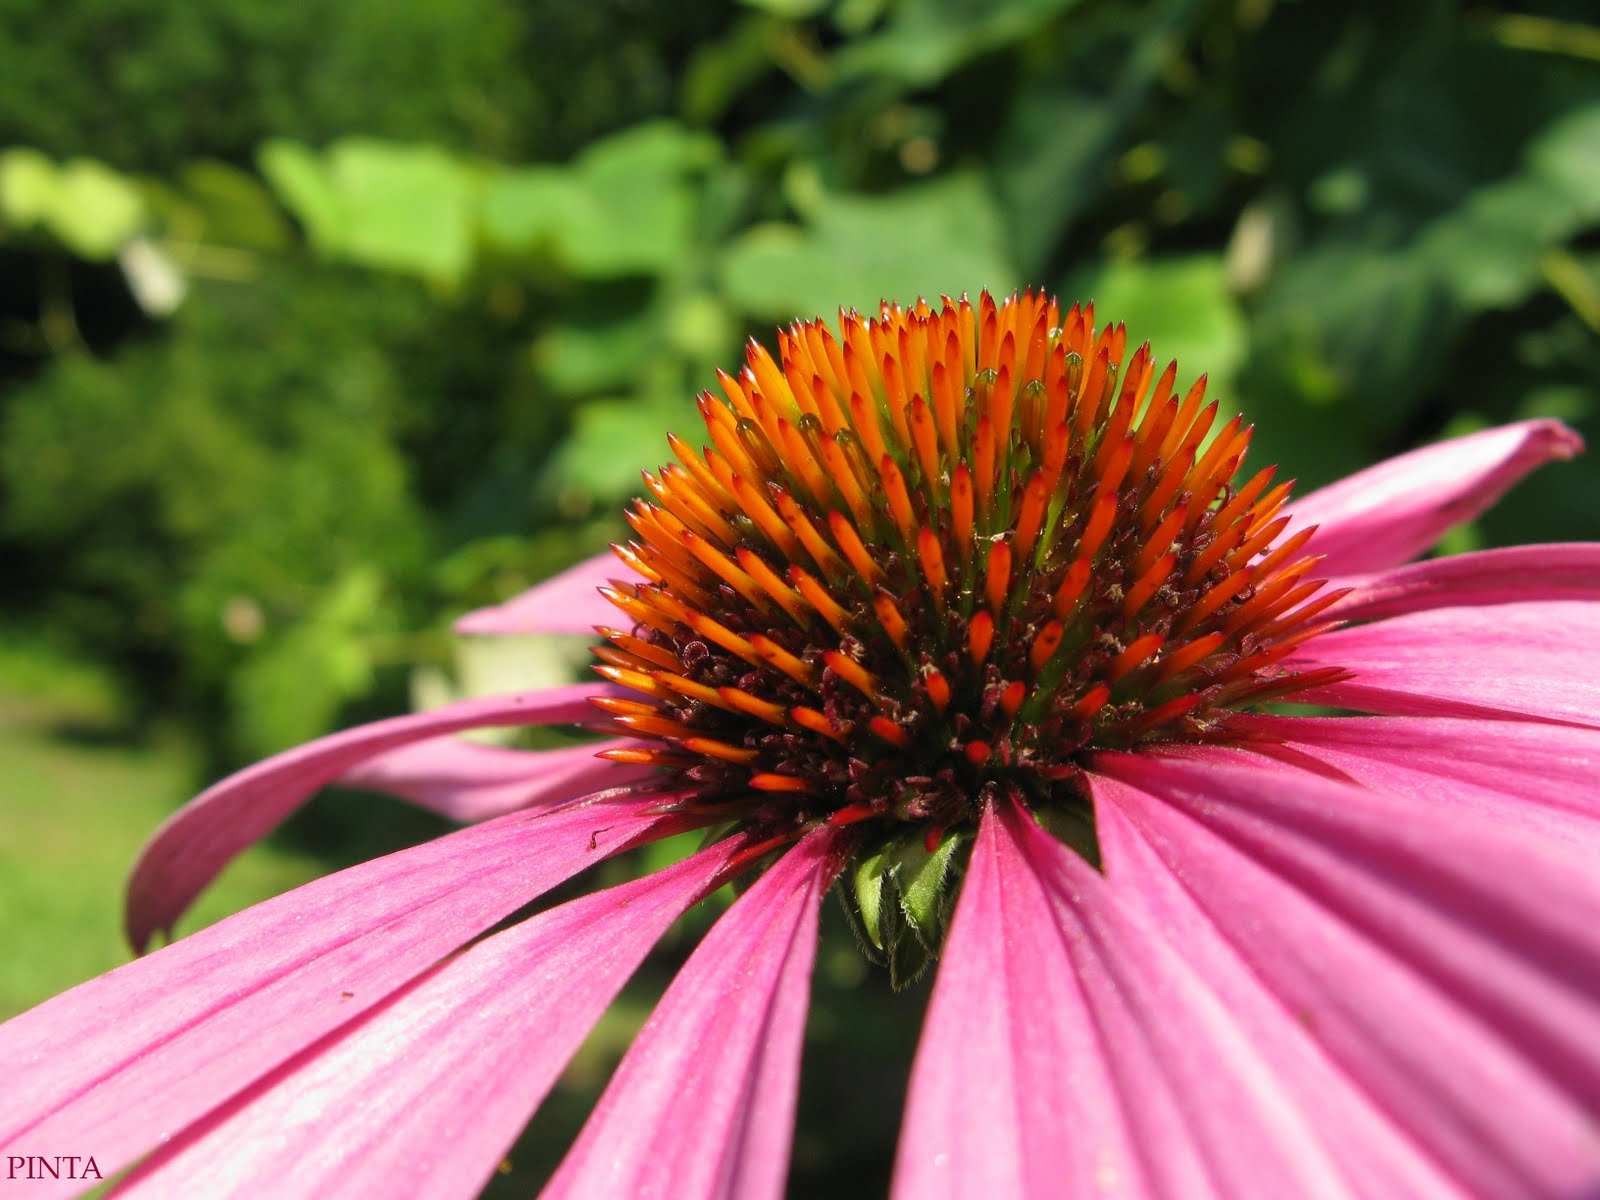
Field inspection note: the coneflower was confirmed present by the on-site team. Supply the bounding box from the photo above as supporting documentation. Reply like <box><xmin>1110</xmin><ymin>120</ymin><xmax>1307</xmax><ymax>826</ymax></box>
<box><xmin>3</xmin><ymin>291</ymin><xmax>1598</xmax><ymax>1200</ymax></box>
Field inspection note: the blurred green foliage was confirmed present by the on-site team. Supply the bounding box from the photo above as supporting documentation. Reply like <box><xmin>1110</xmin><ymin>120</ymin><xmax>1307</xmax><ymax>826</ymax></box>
<box><xmin>0</xmin><ymin>0</ymin><xmax>728</xmax><ymax>168</ymax></box>
<box><xmin>3</xmin><ymin>0</ymin><xmax>1597</xmax><ymax>765</ymax></box>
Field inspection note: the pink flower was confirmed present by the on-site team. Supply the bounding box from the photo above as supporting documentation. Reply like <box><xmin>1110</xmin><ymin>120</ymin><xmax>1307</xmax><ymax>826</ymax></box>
<box><xmin>4</xmin><ymin>292</ymin><xmax>1599</xmax><ymax>1199</ymax></box>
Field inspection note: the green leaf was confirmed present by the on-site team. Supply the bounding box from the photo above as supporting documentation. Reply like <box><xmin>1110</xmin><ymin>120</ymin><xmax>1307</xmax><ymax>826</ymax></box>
<box><xmin>1238</xmin><ymin>34</ymin><xmax>1600</xmax><ymax>452</ymax></box>
<box><xmin>833</xmin><ymin>0</ymin><xmax>1083</xmax><ymax>86</ymax></box>
<box><xmin>481</xmin><ymin>122</ymin><xmax>718</xmax><ymax>278</ymax></box>
<box><xmin>479</xmin><ymin>166</ymin><xmax>580</xmax><ymax>254</ymax></box>
<box><xmin>1529</xmin><ymin>103</ymin><xmax>1600</xmax><ymax>202</ymax></box>
<box><xmin>41</xmin><ymin>159</ymin><xmax>146</xmax><ymax>259</ymax></box>
<box><xmin>558</xmin><ymin>121</ymin><xmax>719</xmax><ymax>278</ymax></box>
<box><xmin>897</xmin><ymin>829</ymin><xmax>961</xmax><ymax>939</ymax></box>
<box><xmin>851</xmin><ymin>847</ymin><xmax>890</xmax><ymax>950</ymax></box>
<box><xmin>327</xmin><ymin>140</ymin><xmax>476</xmax><ymax>283</ymax></box>
<box><xmin>720</xmin><ymin>172</ymin><xmax>1016</xmax><ymax>319</ymax></box>
<box><xmin>1060</xmin><ymin>254</ymin><xmax>1246</xmax><ymax>401</ymax></box>
<box><xmin>0</xmin><ymin>151</ymin><xmax>148</xmax><ymax>258</ymax></box>
<box><xmin>738</xmin><ymin>0</ymin><xmax>828</xmax><ymax>16</ymax></box>
<box><xmin>260</xmin><ymin>138</ymin><xmax>476</xmax><ymax>283</ymax></box>
<box><xmin>178</xmin><ymin>160</ymin><xmax>293</xmax><ymax>252</ymax></box>
<box><xmin>840</xmin><ymin>830</ymin><xmax>967</xmax><ymax>986</ymax></box>
<box><xmin>1416</xmin><ymin>101</ymin><xmax>1600</xmax><ymax>310</ymax></box>
<box><xmin>258</xmin><ymin>139</ymin><xmax>344</xmax><ymax>252</ymax></box>
<box><xmin>543</xmin><ymin>394</ymin><xmax>685</xmax><ymax>501</ymax></box>
<box><xmin>1248</xmin><ymin>235</ymin><xmax>1460</xmax><ymax>445</ymax></box>
<box><xmin>992</xmin><ymin>0</ymin><xmax>1205</xmax><ymax>271</ymax></box>
<box><xmin>0</xmin><ymin>147</ymin><xmax>58</xmax><ymax>229</ymax></box>
<box><xmin>534</xmin><ymin>306</ymin><xmax>660</xmax><ymax>394</ymax></box>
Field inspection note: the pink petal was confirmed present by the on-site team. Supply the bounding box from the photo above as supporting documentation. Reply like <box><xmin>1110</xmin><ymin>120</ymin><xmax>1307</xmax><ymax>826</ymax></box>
<box><xmin>1092</xmin><ymin>750</ymin><xmax>1600</xmax><ymax>1197</ymax></box>
<box><xmin>0</xmin><ymin>791</ymin><xmax>689</xmax><ymax>1195</ymax></box>
<box><xmin>894</xmin><ymin>801</ymin><xmax>1143</xmax><ymax>1199</ymax></box>
<box><xmin>540</xmin><ymin>827</ymin><xmax>846</xmax><ymax>1200</ymax></box>
<box><xmin>1324</xmin><ymin>540</ymin><xmax>1600</xmax><ymax>624</ymax></box>
<box><xmin>1327</xmin><ymin>543</ymin><xmax>1600</xmax><ymax>623</ymax></box>
<box><xmin>454</xmin><ymin>550</ymin><xmax>637</xmax><ymax>636</ymax></box>
<box><xmin>936</xmin><ymin>795</ymin><xmax>1422</xmax><ymax>1199</ymax></box>
<box><xmin>1228</xmin><ymin>713</ymin><xmax>1600</xmax><ymax>832</ymax></box>
<box><xmin>338</xmin><ymin>735</ymin><xmax>654</xmax><ymax>822</ymax></box>
<box><xmin>1291</xmin><ymin>600</ymin><xmax>1600</xmax><ymax>728</ymax></box>
<box><xmin>115</xmin><ymin>832</ymin><xmax>751</xmax><ymax>1200</ymax></box>
<box><xmin>1281</xmin><ymin>419</ymin><xmax>1582</xmax><ymax>577</ymax></box>
<box><xmin>1085</xmin><ymin>792</ymin><xmax>1467</xmax><ymax>1199</ymax></box>
<box><xmin>126</xmin><ymin>683</ymin><xmax>614</xmax><ymax>950</ymax></box>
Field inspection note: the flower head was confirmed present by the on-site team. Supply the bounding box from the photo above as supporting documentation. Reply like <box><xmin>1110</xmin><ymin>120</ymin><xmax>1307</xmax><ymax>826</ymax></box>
<box><xmin>593</xmin><ymin>291</ymin><xmax>1350</xmax><ymax>973</ymax></box>
<box><xmin>4</xmin><ymin>291</ymin><xmax>1599</xmax><ymax>1200</ymax></box>
<box><xmin>602</xmin><ymin>294</ymin><xmax>1342</xmax><ymax>801</ymax></box>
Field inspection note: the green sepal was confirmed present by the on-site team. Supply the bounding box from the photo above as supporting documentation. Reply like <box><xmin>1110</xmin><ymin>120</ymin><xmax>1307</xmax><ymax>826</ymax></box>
<box><xmin>898</xmin><ymin>830</ymin><xmax>960</xmax><ymax>938</ymax></box>
<box><xmin>839</xmin><ymin>829</ymin><xmax>969</xmax><ymax>989</ymax></box>
<box><xmin>851</xmin><ymin>846</ymin><xmax>891</xmax><ymax>951</ymax></box>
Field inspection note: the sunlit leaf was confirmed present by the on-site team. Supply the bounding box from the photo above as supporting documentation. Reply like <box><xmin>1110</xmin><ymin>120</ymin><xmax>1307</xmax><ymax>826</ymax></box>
<box><xmin>326</xmin><ymin>140</ymin><xmax>475</xmax><ymax>282</ymax></box>
<box><xmin>479</xmin><ymin>166</ymin><xmax>580</xmax><ymax>255</ymax></box>
<box><xmin>258</xmin><ymin>139</ymin><xmax>344</xmax><ymax>252</ymax></box>
<box><xmin>0</xmin><ymin>147</ymin><xmax>58</xmax><ymax>228</ymax></box>
<box><xmin>259</xmin><ymin>138</ymin><xmax>475</xmax><ymax>283</ymax></box>
<box><xmin>720</xmin><ymin>172</ymin><xmax>1015</xmax><ymax>318</ymax></box>
<box><xmin>10</xmin><ymin>157</ymin><xmax>147</xmax><ymax>260</ymax></box>
<box><xmin>557</xmin><ymin>121</ymin><xmax>719</xmax><ymax>277</ymax></box>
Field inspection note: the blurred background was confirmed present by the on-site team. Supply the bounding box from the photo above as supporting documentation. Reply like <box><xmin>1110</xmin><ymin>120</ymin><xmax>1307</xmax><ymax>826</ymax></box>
<box><xmin>2</xmin><ymin>0</ymin><xmax>1598</xmax><ymax>1191</ymax></box>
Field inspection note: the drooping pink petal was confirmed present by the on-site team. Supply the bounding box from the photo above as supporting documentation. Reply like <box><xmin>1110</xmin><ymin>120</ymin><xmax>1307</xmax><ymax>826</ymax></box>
<box><xmin>1091</xmin><ymin>750</ymin><xmax>1600</xmax><ymax>1198</ymax></box>
<box><xmin>894</xmin><ymin>800</ymin><xmax>1142</xmax><ymax>1199</ymax></box>
<box><xmin>115</xmin><ymin>832</ymin><xmax>751</xmax><ymax>1200</ymax></box>
<box><xmin>1327</xmin><ymin>543</ymin><xmax>1600</xmax><ymax>623</ymax></box>
<box><xmin>0</xmin><ymin>792</ymin><xmax>692</xmax><ymax>1196</ymax></box>
<box><xmin>338</xmin><ymin>735</ymin><xmax>654</xmax><ymax>822</ymax></box>
<box><xmin>454</xmin><ymin>550</ymin><xmax>637</xmax><ymax>636</ymax></box>
<box><xmin>1281</xmin><ymin>419</ymin><xmax>1582</xmax><ymax>577</ymax></box>
<box><xmin>1290</xmin><ymin>600</ymin><xmax>1600</xmax><ymax>728</ymax></box>
<box><xmin>126</xmin><ymin>683</ymin><xmax>614</xmax><ymax>950</ymax></box>
<box><xmin>539</xmin><ymin>827</ymin><xmax>846</xmax><ymax>1200</ymax></box>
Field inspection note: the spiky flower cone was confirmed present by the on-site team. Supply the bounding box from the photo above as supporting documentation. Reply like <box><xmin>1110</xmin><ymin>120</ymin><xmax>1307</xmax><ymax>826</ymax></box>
<box><xmin>591</xmin><ymin>290</ymin><xmax>1348</xmax><ymax>973</ymax></box>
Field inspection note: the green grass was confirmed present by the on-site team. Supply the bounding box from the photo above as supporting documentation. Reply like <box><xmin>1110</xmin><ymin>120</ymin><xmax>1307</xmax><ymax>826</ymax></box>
<box><xmin>0</xmin><ymin>640</ymin><xmax>327</xmax><ymax>1019</ymax></box>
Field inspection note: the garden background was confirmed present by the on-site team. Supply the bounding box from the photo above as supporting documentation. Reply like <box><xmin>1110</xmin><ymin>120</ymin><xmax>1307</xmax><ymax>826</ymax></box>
<box><xmin>2</xmin><ymin>0</ymin><xmax>1598</xmax><ymax>1192</ymax></box>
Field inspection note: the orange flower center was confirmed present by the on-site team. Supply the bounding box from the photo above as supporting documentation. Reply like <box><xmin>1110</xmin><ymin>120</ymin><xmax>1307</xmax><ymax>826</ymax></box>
<box><xmin>592</xmin><ymin>290</ymin><xmax>1347</xmax><ymax>839</ymax></box>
